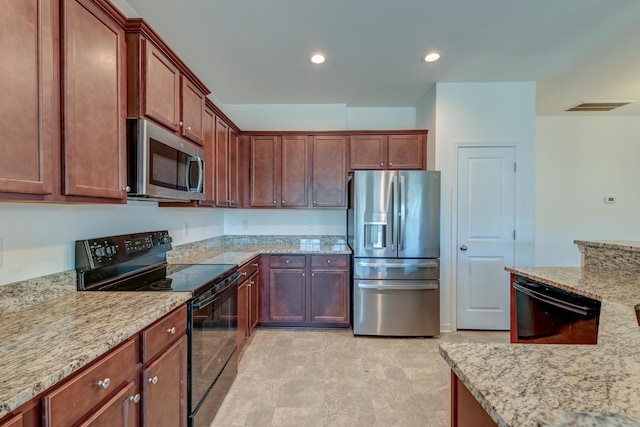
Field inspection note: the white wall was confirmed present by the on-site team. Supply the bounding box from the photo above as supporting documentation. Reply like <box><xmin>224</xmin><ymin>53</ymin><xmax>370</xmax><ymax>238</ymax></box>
<box><xmin>346</xmin><ymin>107</ymin><xmax>416</xmax><ymax>130</ymax></box>
<box><xmin>224</xmin><ymin>209</ymin><xmax>345</xmax><ymax>235</ymax></box>
<box><xmin>535</xmin><ymin>116</ymin><xmax>640</xmax><ymax>266</ymax></box>
<box><xmin>0</xmin><ymin>202</ymin><xmax>224</xmax><ymax>286</ymax></box>
<box><xmin>433</xmin><ymin>82</ymin><xmax>536</xmax><ymax>332</ymax></box>
<box><xmin>223</xmin><ymin>104</ymin><xmax>348</xmax><ymax>131</ymax></box>
<box><xmin>415</xmin><ymin>84</ymin><xmax>437</xmax><ymax>170</ymax></box>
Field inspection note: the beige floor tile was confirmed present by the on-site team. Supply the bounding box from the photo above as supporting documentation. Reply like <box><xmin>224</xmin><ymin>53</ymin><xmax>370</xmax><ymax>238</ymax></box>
<box><xmin>211</xmin><ymin>328</ymin><xmax>508</xmax><ymax>427</ymax></box>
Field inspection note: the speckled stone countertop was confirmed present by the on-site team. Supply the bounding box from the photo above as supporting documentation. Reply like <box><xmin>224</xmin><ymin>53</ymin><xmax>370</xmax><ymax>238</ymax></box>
<box><xmin>574</xmin><ymin>240</ymin><xmax>640</xmax><ymax>253</ymax></box>
<box><xmin>0</xmin><ymin>292</ymin><xmax>190</xmax><ymax>418</ymax></box>
<box><xmin>440</xmin><ymin>267</ymin><xmax>640</xmax><ymax>427</ymax></box>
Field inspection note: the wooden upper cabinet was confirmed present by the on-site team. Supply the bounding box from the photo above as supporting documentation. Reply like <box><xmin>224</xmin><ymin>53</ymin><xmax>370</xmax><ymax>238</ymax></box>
<box><xmin>349</xmin><ymin>135</ymin><xmax>385</xmax><ymax>170</ymax></box>
<box><xmin>0</xmin><ymin>0</ymin><xmax>55</xmax><ymax>197</ymax></box>
<box><xmin>281</xmin><ymin>135</ymin><xmax>309</xmax><ymax>207</ymax></box>
<box><xmin>387</xmin><ymin>134</ymin><xmax>425</xmax><ymax>169</ymax></box>
<box><xmin>144</xmin><ymin>40</ymin><xmax>181</xmax><ymax>133</ymax></box>
<box><xmin>180</xmin><ymin>77</ymin><xmax>205</xmax><ymax>145</ymax></box>
<box><xmin>62</xmin><ymin>0</ymin><xmax>127</xmax><ymax>200</ymax></box>
<box><xmin>250</xmin><ymin>136</ymin><xmax>278</xmax><ymax>207</ymax></box>
<box><xmin>349</xmin><ymin>133</ymin><xmax>427</xmax><ymax>170</ymax></box>
<box><xmin>311</xmin><ymin>135</ymin><xmax>347</xmax><ymax>207</ymax></box>
<box><xmin>126</xmin><ymin>20</ymin><xmax>209</xmax><ymax>146</ymax></box>
<box><xmin>228</xmin><ymin>129</ymin><xmax>240</xmax><ymax>207</ymax></box>
<box><xmin>200</xmin><ymin>107</ymin><xmax>216</xmax><ymax>206</ymax></box>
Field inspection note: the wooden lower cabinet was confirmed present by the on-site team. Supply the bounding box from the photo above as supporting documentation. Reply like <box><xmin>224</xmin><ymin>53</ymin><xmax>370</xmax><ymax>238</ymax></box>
<box><xmin>238</xmin><ymin>257</ymin><xmax>260</xmax><ymax>352</ymax></box>
<box><xmin>451</xmin><ymin>371</ymin><xmax>497</xmax><ymax>427</ymax></box>
<box><xmin>140</xmin><ymin>335</ymin><xmax>188</xmax><ymax>427</ymax></box>
<box><xmin>261</xmin><ymin>254</ymin><xmax>350</xmax><ymax>327</ymax></box>
<box><xmin>77</xmin><ymin>381</ymin><xmax>139</xmax><ymax>427</ymax></box>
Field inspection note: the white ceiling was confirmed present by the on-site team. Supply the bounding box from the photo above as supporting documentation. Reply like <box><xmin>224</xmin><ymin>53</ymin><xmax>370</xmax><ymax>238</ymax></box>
<box><xmin>124</xmin><ymin>0</ymin><xmax>640</xmax><ymax>116</ymax></box>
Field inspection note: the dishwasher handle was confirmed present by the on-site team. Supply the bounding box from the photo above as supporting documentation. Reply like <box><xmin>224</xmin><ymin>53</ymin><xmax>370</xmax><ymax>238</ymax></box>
<box><xmin>512</xmin><ymin>282</ymin><xmax>592</xmax><ymax>316</ymax></box>
<box><xmin>358</xmin><ymin>281</ymin><xmax>438</xmax><ymax>291</ymax></box>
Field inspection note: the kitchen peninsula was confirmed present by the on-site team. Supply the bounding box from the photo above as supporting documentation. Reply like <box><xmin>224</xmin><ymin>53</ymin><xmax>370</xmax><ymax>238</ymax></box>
<box><xmin>440</xmin><ymin>240</ymin><xmax>640</xmax><ymax>426</ymax></box>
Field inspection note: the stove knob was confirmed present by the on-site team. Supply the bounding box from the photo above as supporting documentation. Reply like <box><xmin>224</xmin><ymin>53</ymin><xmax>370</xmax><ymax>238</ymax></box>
<box><xmin>94</xmin><ymin>247</ymin><xmax>106</xmax><ymax>258</ymax></box>
<box><xmin>105</xmin><ymin>246</ymin><xmax>117</xmax><ymax>256</ymax></box>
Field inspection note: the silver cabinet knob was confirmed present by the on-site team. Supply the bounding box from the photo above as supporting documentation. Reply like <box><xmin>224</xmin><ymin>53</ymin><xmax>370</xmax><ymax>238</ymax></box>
<box><xmin>460</xmin><ymin>245</ymin><xmax>468</xmax><ymax>251</ymax></box>
<box><xmin>166</xmin><ymin>326</ymin><xmax>176</xmax><ymax>334</ymax></box>
<box><xmin>252</xmin><ymin>263</ymin><xmax>259</xmax><ymax>267</ymax></box>
<box><xmin>313</xmin><ymin>201</ymin><xmax>317</xmax><ymax>204</ymax></box>
<box><xmin>148</xmin><ymin>376</ymin><xmax>158</xmax><ymax>385</ymax></box>
<box><xmin>380</xmin><ymin>163</ymin><xmax>384</xmax><ymax>167</ymax></box>
<box><xmin>285</xmin><ymin>259</ymin><xmax>289</xmax><ymax>263</ymax></box>
<box><xmin>122</xmin><ymin>185</ymin><xmax>131</xmax><ymax>192</ymax></box>
<box><xmin>389</xmin><ymin>162</ymin><xmax>393</xmax><ymax>166</ymax></box>
<box><xmin>241</xmin><ymin>271</ymin><xmax>247</xmax><ymax>276</ymax></box>
<box><xmin>327</xmin><ymin>259</ymin><xmax>331</xmax><ymax>264</ymax></box>
<box><xmin>176</xmin><ymin>121</ymin><xmax>183</xmax><ymax>127</ymax></box>
<box><xmin>97</xmin><ymin>378</ymin><xmax>111</xmax><ymax>389</ymax></box>
<box><xmin>302</xmin><ymin>272</ymin><xmax>305</xmax><ymax>277</ymax></box>
<box><xmin>129</xmin><ymin>393</ymin><xmax>141</xmax><ymax>403</ymax></box>
<box><xmin>186</xmin><ymin>126</ymin><xmax>192</xmax><ymax>132</ymax></box>
<box><xmin>273</xmin><ymin>200</ymin><xmax>276</xmax><ymax>204</ymax></box>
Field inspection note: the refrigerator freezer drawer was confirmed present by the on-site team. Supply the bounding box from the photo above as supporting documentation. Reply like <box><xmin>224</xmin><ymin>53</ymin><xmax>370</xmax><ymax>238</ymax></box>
<box><xmin>353</xmin><ymin>279</ymin><xmax>440</xmax><ymax>336</ymax></box>
<box><xmin>353</xmin><ymin>258</ymin><xmax>439</xmax><ymax>280</ymax></box>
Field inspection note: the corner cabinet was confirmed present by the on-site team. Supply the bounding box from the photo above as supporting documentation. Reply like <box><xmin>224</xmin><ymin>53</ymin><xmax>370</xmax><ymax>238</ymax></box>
<box><xmin>238</xmin><ymin>256</ymin><xmax>260</xmax><ymax>353</ymax></box>
<box><xmin>260</xmin><ymin>254</ymin><xmax>350</xmax><ymax>328</ymax></box>
<box><xmin>349</xmin><ymin>132</ymin><xmax>427</xmax><ymax>170</ymax></box>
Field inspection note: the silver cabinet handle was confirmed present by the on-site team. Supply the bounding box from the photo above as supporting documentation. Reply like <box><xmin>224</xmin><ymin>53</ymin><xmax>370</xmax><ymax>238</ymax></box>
<box><xmin>460</xmin><ymin>245</ymin><xmax>468</xmax><ymax>251</ymax></box>
<box><xmin>148</xmin><ymin>376</ymin><xmax>158</xmax><ymax>385</ymax></box>
<box><xmin>129</xmin><ymin>393</ymin><xmax>141</xmax><ymax>403</ymax></box>
<box><xmin>97</xmin><ymin>378</ymin><xmax>111</xmax><ymax>389</ymax></box>
<box><xmin>166</xmin><ymin>326</ymin><xmax>176</xmax><ymax>334</ymax></box>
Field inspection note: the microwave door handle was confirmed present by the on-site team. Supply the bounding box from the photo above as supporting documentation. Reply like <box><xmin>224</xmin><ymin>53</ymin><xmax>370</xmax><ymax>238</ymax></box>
<box><xmin>186</xmin><ymin>156</ymin><xmax>202</xmax><ymax>193</ymax></box>
<box><xmin>512</xmin><ymin>282</ymin><xmax>591</xmax><ymax>316</ymax></box>
<box><xmin>195</xmin><ymin>156</ymin><xmax>204</xmax><ymax>193</ymax></box>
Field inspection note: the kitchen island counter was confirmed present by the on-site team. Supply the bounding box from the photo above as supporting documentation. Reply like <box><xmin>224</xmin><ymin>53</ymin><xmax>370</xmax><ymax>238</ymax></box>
<box><xmin>0</xmin><ymin>291</ymin><xmax>190</xmax><ymax>418</ymax></box>
<box><xmin>440</xmin><ymin>267</ymin><xmax>640</xmax><ymax>426</ymax></box>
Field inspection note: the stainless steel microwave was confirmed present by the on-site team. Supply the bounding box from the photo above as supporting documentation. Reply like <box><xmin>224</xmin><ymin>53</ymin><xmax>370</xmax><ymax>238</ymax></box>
<box><xmin>127</xmin><ymin>118</ymin><xmax>205</xmax><ymax>202</ymax></box>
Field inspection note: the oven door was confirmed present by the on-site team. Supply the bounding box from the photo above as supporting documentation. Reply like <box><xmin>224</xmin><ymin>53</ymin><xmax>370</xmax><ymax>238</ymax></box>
<box><xmin>188</xmin><ymin>272</ymin><xmax>239</xmax><ymax>424</ymax></box>
<box><xmin>512</xmin><ymin>277</ymin><xmax>600</xmax><ymax>344</ymax></box>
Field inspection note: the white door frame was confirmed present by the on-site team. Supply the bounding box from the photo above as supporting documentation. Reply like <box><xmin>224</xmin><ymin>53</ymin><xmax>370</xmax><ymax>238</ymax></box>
<box><xmin>449</xmin><ymin>141</ymin><xmax>518</xmax><ymax>332</ymax></box>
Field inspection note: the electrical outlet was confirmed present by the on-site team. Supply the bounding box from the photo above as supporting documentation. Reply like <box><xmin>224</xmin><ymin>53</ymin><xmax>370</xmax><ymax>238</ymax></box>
<box><xmin>308</xmin><ymin>220</ymin><xmax>317</xmax><ymax>231</ymax></box>
<box><xmin>242</xmin><ymin>220</ymin><xmax>249</xmax><ymax>231</ymax></box>
<box><xmin>183</xmin><ymin>222</ymin><xmax>189</xmax><ymax>236</ymax></box>
<box><xmin>604</xmin><ymin>195</ymin><xmax>616</xmax><ymax>204</ymax></box>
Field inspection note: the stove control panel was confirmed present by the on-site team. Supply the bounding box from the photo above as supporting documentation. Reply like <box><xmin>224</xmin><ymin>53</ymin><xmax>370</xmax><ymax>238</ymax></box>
<box><xmin>75</xmin><ymin>230</ymin><xmax>173</xmax><ymax>272</ymax></box>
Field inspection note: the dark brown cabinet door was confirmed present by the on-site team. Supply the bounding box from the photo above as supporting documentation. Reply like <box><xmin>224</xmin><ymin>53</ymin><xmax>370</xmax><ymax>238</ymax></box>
<box><xmin>228</xmin><ymin>129</ymin><xmax>240</xmax><ymax>207</ymax></box>
<box><xmin>349</xmin><ymin>135</ymin><xmax>385</xmax><ymax>170</ymax></box>
<box><xmin>77</xmin><ymin>381</ymin><xmax>139</xmax><ymax>427</ymax></box>
<box><xmin>0</xmin><ymin>0</ymin><xmax>55</xmax><ymax>197</ymax></box>
<box><xmin>311</xmin><ymin>135</ymin><xmax>347</xmax><ymax>207</ymax></box>
<box><xmin>0</xmin><ymin>414</ymin><xmax>22</xmax><ymax>427</ymax></box>
<box><xmin>310</xmin><ymin>270</ymin><xmax>349</xmax><ymax>323</ymax></box>
<box><xmin>181</xmin><ymin>77</ymin><xmax>205</xmax><ymax>145</ymax></box>
<box><xmin>237</xmin><ymin>281</ymin><xmax>249</xmax><ymax>351</ymax></box>
<box><xmin>199</xmin><ymin>107</ymin><xmax>216</xmax><ymax>206</ymax></box>
<box><xmin>141</xmin><ymin>335</ymin><xmax>188</xmax><ymax>427</ymax></box>
<box><xmin>215</xmin><ymin>117</ymin><xmax>229</xmax><ymax>207</ymax></box>
<box><xmin>62</xmin><ymin>0</ymin><xmax>126</xmax><ymax>200</ymax></box>
<box><xmin>249</xmin><ymin>271</ymin><xmax>260</xmax><ymax>330</ymax></box>
<box><xmin>144</xmin><ymin>40</ymin><xmax>180</xmax><ymax>133</ymax></box>
<box><xmin>250</xmin><ymin>135</ymin><xmax>278</xmax><ymax>207</ymax></box>
<box><xmin>387</xmin><ymin>134</ymin><xmax>425</xmax><ymax>169</ymax></box>
<box><xmin>269</xmin><ymin>269</ymin><xmax>306</xmax><ymax>321</ymax></box>
<box><xmin>281</xmin><ymin>135</ymin><xmax>309</xmax><ymax>207</ymax></box>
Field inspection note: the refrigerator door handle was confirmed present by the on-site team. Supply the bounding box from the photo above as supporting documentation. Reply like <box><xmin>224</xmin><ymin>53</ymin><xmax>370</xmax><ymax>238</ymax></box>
<box><xmin>398</xmin><ymin>174</ymin><xmax>405</xmax><ymax>250</ymax></box>
<box><xmin>358</xmin><ymin>282</ymin><xmax>439</xmax><ymax>291</ymax></box>
<box><xmin>358</xmin><ymin>261</ymin><xmax>439</xmax><ymax>268</ymax></box>
<box><xmin>391</xmin><ymin>175</ymin><xmax>397</xmax><ymax>250</ymax></box>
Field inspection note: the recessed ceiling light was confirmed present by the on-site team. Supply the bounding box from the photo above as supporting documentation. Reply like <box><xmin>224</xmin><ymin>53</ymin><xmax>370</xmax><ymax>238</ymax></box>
<box><xmin>423</xmin><ymin>52</ymin><xmax>440</xmax><ymax>63</ymax></box>
<box><xmin>309</xmin><ymin>53</ymin><xmax>326</xmax><ymax>64</ymax></box>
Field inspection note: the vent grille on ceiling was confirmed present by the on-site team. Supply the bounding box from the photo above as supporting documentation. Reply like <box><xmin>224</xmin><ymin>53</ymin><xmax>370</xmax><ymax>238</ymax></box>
<box><xmin>566</xmin><ymin>101</ymin><xmax>631</xmax><ymax>112</ymax></box>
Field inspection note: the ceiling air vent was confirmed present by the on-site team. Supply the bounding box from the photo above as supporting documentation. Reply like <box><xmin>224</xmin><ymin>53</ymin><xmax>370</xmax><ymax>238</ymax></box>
<box><xmin>566</xmin><ymin>101</ymin><xmax>631</xmax><ymax>112</ymax></box>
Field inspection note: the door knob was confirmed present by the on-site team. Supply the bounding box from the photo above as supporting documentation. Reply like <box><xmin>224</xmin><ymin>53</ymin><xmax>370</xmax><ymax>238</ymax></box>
<box><xmin>460</xmin><ymin>245</ymin><xmax>468</xmax><ymax>251</ymax></box>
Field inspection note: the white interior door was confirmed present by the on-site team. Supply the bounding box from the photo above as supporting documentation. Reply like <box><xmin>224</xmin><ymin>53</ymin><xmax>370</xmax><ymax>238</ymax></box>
<box><xmin>456</xmin><ymin>146</ymin><xmax>515</xmax><ymax>330</ymax></box>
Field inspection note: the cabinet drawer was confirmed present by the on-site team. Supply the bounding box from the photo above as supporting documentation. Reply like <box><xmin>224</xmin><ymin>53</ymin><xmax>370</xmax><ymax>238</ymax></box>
<box><xmin>270</xmin><ymin>255</ymin><xmax>306</xmax><ymax>268</ymax></box>
<box><xmin>43</xmin><ymin>337</ymin><xmax>139</xmax><ymax>427</ymax></box>
<box><xmin>238</xmin><ymin>256</ymin><xmax>260</xmax><ymax>280</ymax></box>
<box><xmin>141</xmin><ymin>305</ymin><xmax>187</xmax><ymax>364</ymax></box>
<box><xmin>311</xmin><ymin>255</ymin><xmax>348</xmax><ymax>268</ymax></box>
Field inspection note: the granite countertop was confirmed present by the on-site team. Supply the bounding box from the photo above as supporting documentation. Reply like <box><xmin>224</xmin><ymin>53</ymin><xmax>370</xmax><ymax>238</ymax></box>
<box><xmin>440</xmin><ymin>267</ymin><xmax>640</xmax><ymax>427</ymax></box>
<box><xmin>0</xmin><ymin>292</ymin><xmax>191</xmax><ymax>418</ymax></box>
<box><xmin>574</xmin><ymin>240</ymin><xmax>640</xmax><ymax>253</ymax></box>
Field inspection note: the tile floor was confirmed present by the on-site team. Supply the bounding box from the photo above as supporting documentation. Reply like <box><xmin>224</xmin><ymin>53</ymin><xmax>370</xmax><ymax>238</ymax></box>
<box><xmin>212</xmin><ymin>328</ymin><xmax>509</xmax><ymax>427</ymax></box>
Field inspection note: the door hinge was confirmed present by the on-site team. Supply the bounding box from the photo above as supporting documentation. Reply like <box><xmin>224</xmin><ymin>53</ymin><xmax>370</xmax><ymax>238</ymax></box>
<box><xmin>514</xmin><ymin>162</ymin><xmax>517</xmax><ymax>172</ymax></box>
<box><xmin>513</xmin><ymin>230</ymin><xmax>516</xmax><ymax>240</ymax></box>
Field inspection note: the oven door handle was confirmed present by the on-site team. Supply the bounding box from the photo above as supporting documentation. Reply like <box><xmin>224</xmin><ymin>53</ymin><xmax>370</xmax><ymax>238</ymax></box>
<box><xmin>512</xmin><ymin>282</ymin><xmax>591</xmax><ymax>316</ymax></box>
<box><xmin>192</xmin><ymin>272</ymin><xmax>241</xmax><ymax>309</ymax></box>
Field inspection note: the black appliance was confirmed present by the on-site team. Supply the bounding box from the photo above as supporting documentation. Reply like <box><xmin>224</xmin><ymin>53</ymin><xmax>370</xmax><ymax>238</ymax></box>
<box><xmin>75</xmin><ymin>230</ymin><xmax>240</xmax><ymax>427</ymax></box>
<box><xmin>512</xmin><ymin>276</ymin><xmax>601</xmax><ymax>344</ymax></box>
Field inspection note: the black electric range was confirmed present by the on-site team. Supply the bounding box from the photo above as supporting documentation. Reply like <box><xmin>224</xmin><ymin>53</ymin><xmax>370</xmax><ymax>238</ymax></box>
<box><xmin>75</xmin><ymin>230</ymin><xmax>240</xmax><ymax>427</ymax></box>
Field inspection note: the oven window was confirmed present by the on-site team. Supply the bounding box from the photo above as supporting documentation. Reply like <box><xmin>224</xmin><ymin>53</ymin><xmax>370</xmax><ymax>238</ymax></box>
<box><xmin>190</xmin><ymin>283</ymin><xmax>237</xmax><ymax>411</ymax></box>
<box><xmin>149</xmin><ymin>139</ymin><xmax>189</xmax><ymax>191</ymax></box>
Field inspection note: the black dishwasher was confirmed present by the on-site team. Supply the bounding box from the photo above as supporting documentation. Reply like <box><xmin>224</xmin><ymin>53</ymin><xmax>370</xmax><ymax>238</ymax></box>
<box><xmin>512</xmin><ymin>276</ymin><xmax>601</xmax><ymax>344</ymax></box>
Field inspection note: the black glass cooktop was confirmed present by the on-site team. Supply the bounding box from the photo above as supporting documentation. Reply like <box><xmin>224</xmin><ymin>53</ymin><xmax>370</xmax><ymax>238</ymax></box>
<box><xmin>103</xmin><ymin>263</ymin><xmax>237</xmax><ymax>296</ymax></box>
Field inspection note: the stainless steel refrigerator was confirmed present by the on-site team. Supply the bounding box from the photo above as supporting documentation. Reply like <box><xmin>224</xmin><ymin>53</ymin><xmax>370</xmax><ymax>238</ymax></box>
<box><xmin>347</xmin><ymin>170</ymin><xmax>440</xmax><ymax>336</ymax></box>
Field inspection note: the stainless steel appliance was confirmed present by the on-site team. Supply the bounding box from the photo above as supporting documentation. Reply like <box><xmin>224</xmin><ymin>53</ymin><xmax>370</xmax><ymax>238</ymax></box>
<box><xmin>127</xmin><ymin>118</ymin><xmax>205</xmax><ymax>202</ymax></box>
<box><xmin>348</xmin><ymin>170</ymin><xmax>441</xmax><ymax>336</ymax></box>
<box><xmin>75</xmin><ymin>231</ymin><xmax>239</xmax><ymax>427</ymax></box>
<box><xmin>511</xmin><ymin>276</ymin><xmax>601</xmax><ymax>344</ymax></box>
